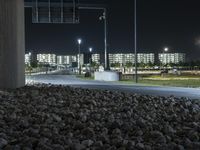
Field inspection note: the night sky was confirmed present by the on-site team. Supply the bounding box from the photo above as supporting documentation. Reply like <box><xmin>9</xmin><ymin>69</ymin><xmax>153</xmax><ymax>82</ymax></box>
<box><xmin>25</xmin><ymin>0</ymin><xmax>200</xmax><ymax>61</ymax></box>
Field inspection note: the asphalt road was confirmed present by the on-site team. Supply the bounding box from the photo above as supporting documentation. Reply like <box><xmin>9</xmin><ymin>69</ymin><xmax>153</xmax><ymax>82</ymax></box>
<box><xmin>26</xmin><ymin>75</ymin><xmax>200</xmax><ymax>99</ymax></box>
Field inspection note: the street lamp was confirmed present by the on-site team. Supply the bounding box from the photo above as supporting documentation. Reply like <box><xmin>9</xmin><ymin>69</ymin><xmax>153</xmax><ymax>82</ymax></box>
<box><xmin>134</xmin><ymin>0</ymin><xmax>138</xmax><ymax>83</ymax></box>
<box><xmin>89</xmin><ymin>47</ymin><xmax>93</xmax><ymax>74</ymax></box>
<box><xmin>77</xmin><ymin>38</ymin><xmax>82</xmax><ymax>75</ymax></box>
<box><xmin>99</xmin><ymin>9</ymin><xmax>108</xmax><ymax>70</ymax></box>
<box><xmin>164</xmin><ymin>47</ymin><xmax>169</xmax><ymax>52</ymax></box>
<box><xmin>89</xmin><ymin>47</ymin><xmax>93</xmax><ymax>53</ymax></box>
<box><xmin>78</xmin><ymin>6</ymin><xmax>108</xmax><ymax>71</ymax></box>
<box><xmin>162</xmin><ymin>47</ymin><xmax>169</xmax><ymax>69</ymax></box>
<box><xmin>78</xmin><ymin>39</ymin><xmax>82</xmax><ymax>45</ymax></box>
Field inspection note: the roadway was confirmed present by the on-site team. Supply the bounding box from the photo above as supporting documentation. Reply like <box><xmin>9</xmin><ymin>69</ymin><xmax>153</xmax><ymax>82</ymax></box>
<box><xmin>26</xmin><ymin>75</ymin><xmax>200</xmax><ymax>99</ymax></box>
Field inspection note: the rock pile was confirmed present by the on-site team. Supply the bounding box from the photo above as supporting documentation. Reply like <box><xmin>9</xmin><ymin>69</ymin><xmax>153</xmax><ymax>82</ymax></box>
<box><xmin>0</xmin><ymin>84</ymin><xmax>200</xmax><ymax>150</ymax></box>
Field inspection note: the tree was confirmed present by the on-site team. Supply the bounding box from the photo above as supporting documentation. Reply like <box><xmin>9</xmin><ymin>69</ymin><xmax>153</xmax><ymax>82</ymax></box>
<box><xmin>110</xmin><ymin>62</ymin><xmax>121</xmax><ymax>68</ymax></box>
<box><xmin>91</xmin><ymin>61</ymin><xmax>100</xmax><ymax>69</ymax></box>
<box><xmin>82</xmin><ymin>64</ymin><xmax>86</xmax><ymax>67</ymax></box>
<box><xmin>138</xmin><ymin>62</ymin><xmax>145</xmax><ymax>68</ymax></box>
<box><xmin>26</xmin><ymin>65</ymin><xmax>32</xmax><ymax>74</ymax></box>
<box><xmin>110</xmin><ymin>63</ymin><xmax>115</xmax><ymax>68</ymax></box>
<box><xmin>30</xmin><ymin>61</ymin><xmax>38</xmax><ymax>68</ymax></box>
<box><xmin>146</xmin><ymin>62</ymin><xmax>154</xmax><ymax>68</ymax></box>
<box><xmin>125</xmin><ymin>62</ymin><xmax>133</xmax><ymax>68</ymax></box>
<box><xmin>168</xmin><ymin>62</ymin><xmax>176</xmax><ymax>67</ymax></box>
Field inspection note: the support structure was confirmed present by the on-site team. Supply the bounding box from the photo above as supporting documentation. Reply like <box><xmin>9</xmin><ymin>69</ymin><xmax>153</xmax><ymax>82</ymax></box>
<box><xmin>104</xmin><ymin>8</ymin><xmax>108</xmax><ymax>70</ymax></box>
<box><xmin>0</xmin><ymin>0</ymin><xmax>25</xmax><ymax>89</ymax></box>
<box><xmin>78</xmin><ymin>6</ymin><xmax>108</xmax><ymax>70</ymax></box>
<box><xmin>24</xmin><ymin>1</ymin><xmax>109</xmax><ymax>69</ymax></box>
<box><xmin>78</xmin><ymin>43</ymin><xmax>81</xmax><ymax>75</ymax></box>
<box><xmin>134</xmin><ymin>0</ymin><xmax>138</xmax><ymax>83</ymax></box>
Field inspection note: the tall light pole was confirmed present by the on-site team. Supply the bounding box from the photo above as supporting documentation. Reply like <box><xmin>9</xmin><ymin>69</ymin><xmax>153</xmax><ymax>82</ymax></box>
<box><xmin>79</xmin><ymin>6</ymin><xmax>108</xmax><ymax>71</ymax></box>
<box><xmin>104</xmin><ymin>9</ymin><xmax>108</xmax><ymax>70</ymax></box>
<box><xmin>163</xmin><ymin>47</ymin><xmax>169</xmax><ymax>69</ymax></box>
<box><xmin>100</xmin><ymin>8</ymin><xmax>108</xmax><ymax>70</ymax></box>
<box><xmin>77</xmin><ymin>38</ymin><xmax>82</xmax><ymax>75</ymax></box>
<box><xmin>134</xmin><ymin>0</ymin><xmax>138</xmax><ymax>83</ymax></box>
<box><xmin>89</xmin><ymin>47</ymin><xmax>93</xmax><ymax>74</ymax></box>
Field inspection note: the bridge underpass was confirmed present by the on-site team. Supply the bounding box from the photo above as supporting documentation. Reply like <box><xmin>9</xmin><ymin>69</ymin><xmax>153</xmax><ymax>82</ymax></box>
<box><xmin>0</xmin><ymin>2</ymin><xmax>199</xmax><ymax>149</ymax></box>
<box><xmin>0</xmin><ymin>0</ymin><xmax>107</xmax><ymax>89</ymax></box>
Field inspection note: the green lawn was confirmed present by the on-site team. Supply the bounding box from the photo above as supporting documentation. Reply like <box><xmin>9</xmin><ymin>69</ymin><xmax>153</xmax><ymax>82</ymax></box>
<box><xmin>139</xmin><ymin>79</ymin><xmax>200</xmax><ymax>88</ymax></box>
<box><xmin>76</xmin><ymin>74</ymin><xmax>200</xmax><ymax>88</ymax></box>
<box><xmin>120</xmin><ymin>75</ymin><xmax>200</xmax><ymax>88</ymax></box>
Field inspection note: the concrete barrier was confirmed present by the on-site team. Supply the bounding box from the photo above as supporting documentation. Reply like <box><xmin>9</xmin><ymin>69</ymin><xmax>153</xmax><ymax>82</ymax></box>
<box><xmin>94</xmin><ymin>71</ymin><xmax>119</xmax><ymax>81</ymax></box>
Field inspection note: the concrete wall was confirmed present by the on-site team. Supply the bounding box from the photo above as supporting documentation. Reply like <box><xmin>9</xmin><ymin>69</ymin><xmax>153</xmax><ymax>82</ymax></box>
<box><xmin>94</xmin><ymin>71</ymin><xmax>119</xmax><ymax>81</ymax></box>
<box><xmin>0</xmin><ymin>0</ymin><xmax>25</xmax><ymax>88</ymax></box>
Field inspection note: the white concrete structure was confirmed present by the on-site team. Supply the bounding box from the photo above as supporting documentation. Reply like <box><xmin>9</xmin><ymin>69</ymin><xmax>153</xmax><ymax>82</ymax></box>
<box><xmin>0</xmin><ymin>0</ymin><xmax>25</xmax><ymax>88</ymax></box>
<box><xmin>159</xmin><ymin>53</ymin><xmax>186</xmax><ymax>64</ymax></box>
<box><xmin>37</xmin><ymin>54</ymin><xmax>56</xmax><ymax>64</ymax></box>
<box><xmin>94</xmin><ymin>71</ymin><xmax>119</xmax><ymax>81</ymax></box>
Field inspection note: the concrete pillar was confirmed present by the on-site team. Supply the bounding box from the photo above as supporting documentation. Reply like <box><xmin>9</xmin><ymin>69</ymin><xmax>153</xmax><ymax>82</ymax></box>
<box><xmin>0</xmin><ymin>0</ymin><xmax>25</xmax><ymax>89</ymax></box>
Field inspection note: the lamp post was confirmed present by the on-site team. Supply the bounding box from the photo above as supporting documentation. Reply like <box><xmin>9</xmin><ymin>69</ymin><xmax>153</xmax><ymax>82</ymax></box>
<box><xmin>78</xmin><ymin>6</ymin><xmax>108</xmax><ymax>71</ymax></box>
<box><xmin>99</xmin><ymin>9</ymin><xmax>108</xmax><ymax>70</ymax></box>
<box><xmin>163</xmin><ymin>47</ymin><xmax>169</xmax><ymax>69</ymax></box>
<box><xmin>77</xmin><ymin>38</ymin><xmax>82</xmax><ymax>75</ymax></box>
<box><xmin>134</xmin><ymin>0</ymin><xmax>138</xmax><ymax>83</ymax></box>
<box><xmin>89</xmin><ymin>47</ymin><xmax>93</xmax><ymax>74</ymax></box>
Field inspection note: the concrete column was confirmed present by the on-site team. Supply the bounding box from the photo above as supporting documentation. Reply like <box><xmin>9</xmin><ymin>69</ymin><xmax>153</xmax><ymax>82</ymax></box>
<box><xmin>0</xmin><ymin>0</ymin><xmax>25</xmax><ymax>89</ymax></box>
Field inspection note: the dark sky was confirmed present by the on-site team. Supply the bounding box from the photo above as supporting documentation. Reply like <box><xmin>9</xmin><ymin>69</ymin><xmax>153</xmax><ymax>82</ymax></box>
<box><xmin>25</xmin><ymin>0</ymin><xmax>200</xmax><ymax>61</ymax></box>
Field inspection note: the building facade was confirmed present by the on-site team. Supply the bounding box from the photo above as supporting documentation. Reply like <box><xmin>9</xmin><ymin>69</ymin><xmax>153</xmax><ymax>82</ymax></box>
<box><xmin>25</xmin><ymin>52</ymin><xmax>32</xmax><ymax>65</ymax></box>
<box><xmin>109</xmin><ymin>53</ymin><xmax>130</xmax><ymax>65</ymax></box>
<box><xmin>158</xmin><ymin>53</ymin><xmax>186</xmax><ymax>64</ymax></box>
<box><xmin>109</xmin><ymin>53</ymin><xmax>155</xmax><ymax>65</ymax></box>
<box><xmin>57</xmin><ymin>55</ymin><xmax>77</xmax><ymax>65</ymax></box>
<box><xmin>37</xmin><ymin>54</ymin><xmax>56</xmax><ymax>64</ymax></box>
<box><xmin>92</xmin><ymin>54</ymin><xmax>100</xmax><ymax>64</ymax></box>
<box><xmin>56</xmin><ymin>54</ymin><xmax>100</xmax><ymax>66</ymax></box>
<box><xmin>137</xmin><ymin>53</ymin><xmax>155</xmax><ymax>64</ymax></box>
<box><xmin>77</xmin><ymin>54</ymin><xmax>84</xmax><ymax>66</ymax></box>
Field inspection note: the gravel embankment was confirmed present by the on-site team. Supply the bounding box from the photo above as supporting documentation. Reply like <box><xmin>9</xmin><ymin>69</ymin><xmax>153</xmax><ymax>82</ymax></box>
<box><xmin>0</xmin><ymin>85</ymin><xmax>200</xmax><ymax>150</ymax></box>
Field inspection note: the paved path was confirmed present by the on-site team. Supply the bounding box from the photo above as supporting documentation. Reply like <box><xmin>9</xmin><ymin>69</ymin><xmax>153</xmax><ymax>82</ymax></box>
<box><xmin>26</xmin><ymin>75</ymin><xmax>200</xmax><ymax>99</ymax></box>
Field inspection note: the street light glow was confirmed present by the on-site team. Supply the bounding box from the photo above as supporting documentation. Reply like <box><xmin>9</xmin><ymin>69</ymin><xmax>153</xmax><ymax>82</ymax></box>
<box><xmin>89</xmin><ymin>47</ymin><xmax>93</xmax><ymax>52</ymax></box>
<box><xmin>77</xmin><ymin>39</ymin><xmax>82</xmax><ymax>45</ymax></box>
<box><xmin>164</xmin><ymin>47</ymin><xmax>169</xmax><ymax>52</ymax></box>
